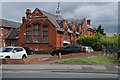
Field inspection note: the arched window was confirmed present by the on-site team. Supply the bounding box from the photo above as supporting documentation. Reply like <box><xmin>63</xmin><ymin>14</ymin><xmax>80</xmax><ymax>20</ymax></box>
<box><xmin>43</xmin><ymin>25</ymin><xmax>48</xmax><ymax>43</ymax></box>
<box><xmin>33</xmin><ymin>24</ymin><xmax>40</xmax><ymax>42</ymax></box>
<box><xmin>26</xmin><ymin>26</ymin><xmax>31</xmax><ymax>42</ymax></box>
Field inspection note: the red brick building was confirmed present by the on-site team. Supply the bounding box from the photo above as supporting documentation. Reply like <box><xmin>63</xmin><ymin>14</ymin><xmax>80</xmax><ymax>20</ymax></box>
<box><xmin>0</xmin><ymin>19</ymin><xmax>21</xmax><ymax>47</ymax></box>
<box><xmin>14</xmin><ymin>8</ymin><xmax>80</xmax><ymax>53</ymax></box>
<box><xmin>79</xmin><ymin>18</ymin><xmax>96</xmax><ymax>36</ymax></box>
<box><xmin>5</xmin><ymin>3</ymin><xmax>96</xmax><ymax>53</ymax></box>
<box><xmin>12</xmin><ymin>8</ymin><xmax>94</xmax><ymax>53</ymax></box>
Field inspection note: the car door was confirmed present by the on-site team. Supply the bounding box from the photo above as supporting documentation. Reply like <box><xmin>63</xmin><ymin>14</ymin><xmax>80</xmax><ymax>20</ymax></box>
<box><xmin>72</xmin><ymin>45</ymin><xmax>79</xmax><ymax>53</ymax></box>
<box><xmin>62</xmin><ymin>46</ymin><xmax>71</xmax><ymax>54</ymax></box>
<box><xmin>71</xmin><ymin>45</ymin><xmax>75</xmax><ymax>53</ymax></box>
<box><xmin>12</xmin><ymin>48</ymin><xmax>24</xmax><ymax>59</ymax></box>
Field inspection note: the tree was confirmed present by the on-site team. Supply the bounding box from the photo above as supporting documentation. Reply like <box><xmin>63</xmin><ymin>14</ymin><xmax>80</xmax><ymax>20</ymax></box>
<box><xmin>76</xmin><ymin>33</ymin><xmax>118</xmax><ymax>51</ymax></box>
<box><xmin>76</xmin><ymin>33</ymin><xmax>102</xmax><ymax>51</ymax></box>
<box><xmin>96</xmin><ymin>24</ymin><xmax>106</xmax><ymax>35</ymax></box>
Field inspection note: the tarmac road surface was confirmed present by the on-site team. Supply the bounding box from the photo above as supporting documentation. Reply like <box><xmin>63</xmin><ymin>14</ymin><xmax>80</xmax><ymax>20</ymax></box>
<box><xmin>2</xmin><ymin>71</ymin><xmax>118</xmax><ymax>78</ymax></box>
<box><xmin>1</xmin><ymin>64</ymin><xmax>119</xmax><ymax>79</ymax></box>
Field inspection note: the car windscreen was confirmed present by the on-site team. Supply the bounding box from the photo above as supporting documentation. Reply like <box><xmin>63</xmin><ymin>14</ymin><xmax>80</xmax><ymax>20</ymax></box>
<box><xmin>2</xmin><ymin>48</ymin><xmax>13</xmax><ymax>52</ymax></box>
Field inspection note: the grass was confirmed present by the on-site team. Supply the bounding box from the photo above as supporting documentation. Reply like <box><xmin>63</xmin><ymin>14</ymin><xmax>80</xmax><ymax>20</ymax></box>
<box><xmin>55</xmin><ymin>55</ymin><xmax>118</xmax><ymax>65</ymax></box>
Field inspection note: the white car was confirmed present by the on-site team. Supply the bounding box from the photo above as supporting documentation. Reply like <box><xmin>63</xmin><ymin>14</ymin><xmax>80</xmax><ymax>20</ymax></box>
<box><xmin>84</xmin><ymin>46</ymin><xmax>94</xmax><ymax>52</ymax></box>
<box><xmin>0</xmin><ymin>46</ymin><xmax>27</xmax><ymax>59</ymax></box>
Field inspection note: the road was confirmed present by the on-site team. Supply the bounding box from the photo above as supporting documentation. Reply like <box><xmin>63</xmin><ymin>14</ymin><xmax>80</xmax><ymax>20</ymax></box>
<box><xmin>1</xmin><ymin>64</ymin><xmax>119</xmax><ymax>79</ymax></box>
<box><xmin>2</xmin><ymin>71</ymin><xmax>118</xmax><ymax>78</ymax></box>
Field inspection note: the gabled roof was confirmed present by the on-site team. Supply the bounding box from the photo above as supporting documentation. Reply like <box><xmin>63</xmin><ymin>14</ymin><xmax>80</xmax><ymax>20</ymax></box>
<box><xmin>40</xmin><ymin>10</ymin><xmax>62</xmax><ymax>28</ymax></box>
<box><xmin>38</xmin><ymin>9</ymin><xmax>64</xmax><ymax>32</ymax></box>
<box><xmin>32</xmin><ymin>9</ymin><xmax>82</xmax><ymax>34</ymax></box>
<box><xmin>67</xmin><ymin>18</ymin><xmax>85</xmax><ymax>31</ymax></box>
<box><xmin>6</xmin><ymin>28</ymin><xmax>19</xmax><ymax>39</ymax></box>
<box><xmin>56</xmin><ymin>19</ymin><xmax>65</xmax><ymax>28</ymax></box>
<box><xmin>0</xmin><ymin>19</ymin><xmax>21</xmax><ymax>29</ymax></box>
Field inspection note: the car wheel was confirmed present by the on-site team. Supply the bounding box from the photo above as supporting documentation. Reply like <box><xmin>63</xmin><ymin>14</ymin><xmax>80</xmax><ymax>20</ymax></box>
<box><xmin>22</xmin><ymin>55</ymin><xmax>27</xmax><ymax>59</ymax></box>
<box><xmin>5</xmin><ymin>56</ymin><xmax>10</xmax><ymax>59</ymax></box>
<box><xmin>51</xmin><ymin>53</ymin><xmax>55</xmax><ymax>56</ymax></box>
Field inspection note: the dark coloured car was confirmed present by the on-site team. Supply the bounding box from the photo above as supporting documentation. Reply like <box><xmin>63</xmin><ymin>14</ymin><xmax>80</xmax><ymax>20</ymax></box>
<box><xmin>50</xmin><ymin>45</ymin><xmax>80</xmax><ymax>56</ymax></box>
<box><xmin>23</xmin><ymin>47</ymin><xmax>34</xmax><ymax>55</ymax></box>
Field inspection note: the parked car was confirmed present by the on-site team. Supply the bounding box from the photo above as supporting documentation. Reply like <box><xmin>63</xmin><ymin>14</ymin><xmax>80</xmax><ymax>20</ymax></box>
<box><xmin>0</xmin><ymin>46</ymin><xmax>27</xmax><ymax>59</ymax></box>
<box><xmin>23</xmin><ymin>47</ymin><xmax>34</xmax><ymax>55</ymax></box>
<box><xmin>83</xmin><ymin>46</ymin><xmax>94</xmax><ymax>52</ymax></box>
<box><xmin>50</xmin><ymin>45</ymin><xmax>80</xmax><ymax>56</ymax></box>
<box><xmin>79</xmin><ymin>45</ymin><xmax>85</xmax><ymax>52</ymax></box>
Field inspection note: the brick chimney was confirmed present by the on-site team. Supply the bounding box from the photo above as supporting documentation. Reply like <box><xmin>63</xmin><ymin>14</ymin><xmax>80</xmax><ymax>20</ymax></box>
<box><xmin>26</xmin><ymin>9</ymin><xmax>31</xmax><ymax>18</ymax></box>
<box><xmin>22</xmin><ymin>17</ymin><xmax>25</xmax><ymax>23</ymax></box>
<box><xmin>87</xmin><ymin>19</ymin><xmax>91</xmax><ymax>25</ymax></box>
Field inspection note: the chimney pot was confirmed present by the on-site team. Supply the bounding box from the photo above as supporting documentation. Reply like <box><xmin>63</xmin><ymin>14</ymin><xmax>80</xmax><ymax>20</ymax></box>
<box><xmin>87</xmin><ymin>19</ymin><xmax>91</xmax><ymax>25</ymax></box>
<box><xmin>26</xmin><ymin>9</ymin><xmax>31</xmax><ymax>18</ymax></box>
<box><xmin>22</xmin><ymin>17</ymin><xmax>25</xmax><ymax>23</ymax></box>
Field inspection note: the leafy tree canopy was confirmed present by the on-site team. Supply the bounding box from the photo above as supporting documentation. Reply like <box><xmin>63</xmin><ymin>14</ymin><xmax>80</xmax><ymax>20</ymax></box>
<box><xmin>77</xmin><ymin>33</ymin><xmax>119</xmax><ymax>51</ymax></box>
<box><xmin>96</xmin><ymin>24</ymin><xmax>106</xmax><ymax>35</ymax></box>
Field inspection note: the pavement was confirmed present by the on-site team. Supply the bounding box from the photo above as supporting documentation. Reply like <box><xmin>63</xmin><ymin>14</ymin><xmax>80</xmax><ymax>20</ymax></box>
<box><xmin>1</xmin><ymin>64</ymin><xmax>119</xmax><ymax>74</ymax></box>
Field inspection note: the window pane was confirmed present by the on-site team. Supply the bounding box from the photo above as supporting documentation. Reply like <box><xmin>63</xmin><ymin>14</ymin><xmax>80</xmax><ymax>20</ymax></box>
<box><xmin>26</xmin><ymin>35</ymin><xmax>31</xmax><ymax>42</ymax></box>
<box><xmin>44</xmin><ymin>31</ymin><xmax>48</xmax><ymax>35</ymax></box>
<box><xmin>43</xmin><ymin>35</ymin><xmax>48</xmax><ymax>43</ymax></box>
<box><xmin>26</xmin><ymin>26</ymin><xmax>31</xmax><ymax>42</ymax></box>
<box><xmin>33</xmin><ymin>35</ymin><xmax>40</xmax><ymax>42</ymax></box>
<box><xmin>43</xmin><ymin>26</ymin><xmax>48</xmax><ymax>43</ymax></box>
<box><xmin>33</xmin><ymin>24</ymin><xmax>40</xmax><ymax>42</ymax></box>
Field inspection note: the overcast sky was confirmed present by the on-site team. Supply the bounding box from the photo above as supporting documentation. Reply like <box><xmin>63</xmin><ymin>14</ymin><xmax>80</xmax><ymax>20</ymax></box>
<box><xmin>1</xmin><ymin>2</ymin><xmax>118</xmax><ymax>35</ymax></box>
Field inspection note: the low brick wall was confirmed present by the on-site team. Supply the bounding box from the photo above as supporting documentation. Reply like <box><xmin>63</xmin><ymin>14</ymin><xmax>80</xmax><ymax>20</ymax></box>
<box><xmin>48</xmin><ymin>51</ymin><xmax>101</xmax><ymax>61</ymax></box>
<box><xmin>0</xmin><ymin>51</ymin><xmax>101</xmax><ymax>64</ymax></box>
<box><xmin>0</xmin><ymin>56</ymin><xmax>51</xmax><ymax>64</ymax></box>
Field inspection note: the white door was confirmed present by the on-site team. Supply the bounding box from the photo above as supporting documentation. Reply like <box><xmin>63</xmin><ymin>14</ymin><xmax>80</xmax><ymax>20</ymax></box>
<box><xmin>11</xmin><ymin>48</ymin><xmax>24</xmax><ymax>59</ymax></box>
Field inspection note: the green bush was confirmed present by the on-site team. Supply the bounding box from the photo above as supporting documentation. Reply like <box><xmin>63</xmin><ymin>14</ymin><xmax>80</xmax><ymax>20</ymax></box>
<box><xmin>76</xmin><ymin>33</ymin><xmax>119</xmax><ymax>51</ymax></box>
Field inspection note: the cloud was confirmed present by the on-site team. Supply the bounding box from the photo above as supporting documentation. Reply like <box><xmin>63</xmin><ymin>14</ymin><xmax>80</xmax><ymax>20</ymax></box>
<box><xmin>62</xmin><ymin>2</ymin><xmax>118</xmax><ymax>34</ymax></box>
<box><xmin>1</xmin><ymin>2</ymin><xmax>118</xmax><ymax>35</ymax></box>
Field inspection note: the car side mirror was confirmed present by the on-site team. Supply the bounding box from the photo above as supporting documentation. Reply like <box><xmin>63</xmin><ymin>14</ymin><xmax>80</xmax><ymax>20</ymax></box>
<box><xmin>13</xmin><ymin>50</ymin><xmax>17</xmax><ymax>53</ymax></box>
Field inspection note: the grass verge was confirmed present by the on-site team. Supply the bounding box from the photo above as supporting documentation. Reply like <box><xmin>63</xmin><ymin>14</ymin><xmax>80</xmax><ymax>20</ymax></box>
<box><xmin>55</xmin><ymin>55</ymin><xmax>118</xmax><ymax>65</ymax></box>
